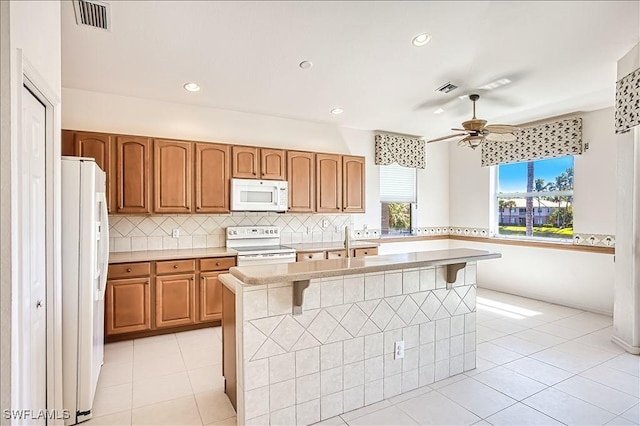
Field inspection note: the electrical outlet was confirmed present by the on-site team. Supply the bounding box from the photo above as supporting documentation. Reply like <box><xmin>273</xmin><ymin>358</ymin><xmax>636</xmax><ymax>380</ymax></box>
<box><xmin>306</xmin><ymin>226</ymin><xmax>312</xmax><ymax>234</ymax></box>
<box><xmin>322</xmin><ymin>219</ymin><xmax>329</xmax><ymax>229</ymax></box>
<box><xmin>394</xmin><ymin>340</ymin><xmax>405</xmax><ymax>360</ymax></box>
<box><xmin>172</xmin><ymin>229</ymin><xmax>180</xmax><ymax>238</ymax></box>
<box><xmin>335</xmin><ymin>225</ymin><xmax>341</xmax><ymax>233</ymax></box>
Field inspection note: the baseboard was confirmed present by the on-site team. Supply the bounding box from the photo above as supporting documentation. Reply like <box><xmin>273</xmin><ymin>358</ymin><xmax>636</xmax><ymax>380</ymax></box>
<box><xmin>611</xmin><ymin>335</ymin><xmax>640</xmax><ymax>354</ymax></box>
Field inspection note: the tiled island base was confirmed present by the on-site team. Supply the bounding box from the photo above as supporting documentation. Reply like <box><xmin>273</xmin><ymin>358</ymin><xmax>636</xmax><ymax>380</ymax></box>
<box><xmin>233</xmin><ymin>263</ymin><xmax>478</xmax><ymax>425</ymax></box>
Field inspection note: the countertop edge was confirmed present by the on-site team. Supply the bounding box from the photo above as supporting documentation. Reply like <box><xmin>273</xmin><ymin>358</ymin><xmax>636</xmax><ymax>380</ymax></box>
<box><xmin>108</xmin><ymin>248</ymin><xmax>238</xmax><ymax>264</ymax></box>
<box><xmin>230</xmin><ymin>250</ymin><xmax>501</xmax><ymax>285</ymax></box>
<box><xmin>218</xmin><ymin>273</ymin><xmax>239</xmax><ymax>294</ymax></box>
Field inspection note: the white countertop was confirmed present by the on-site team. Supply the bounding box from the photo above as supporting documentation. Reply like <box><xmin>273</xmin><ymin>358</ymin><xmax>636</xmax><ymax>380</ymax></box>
<box><xmin>108</xmin><ymin>247</ymin><xmax>238</xmax><ymax>264</ymax></box>
<box><xmin>230</xmin><ymin>248</ymin><xmax>501</xmax><ymax>285</ymax></box>
<box><xmin>287</xmin><ymin>241</ymin><xmax>378</xmax><ymax>252</ymax></box>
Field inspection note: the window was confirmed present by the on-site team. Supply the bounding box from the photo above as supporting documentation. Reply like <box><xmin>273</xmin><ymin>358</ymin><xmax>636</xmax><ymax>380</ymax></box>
<box><xmin>380</xmin><ymin>164</ymin><xmax>416</xmax><ymax>236</ymax></box>
<box><xmin>495</xmin><ymin>156</ymin><xmax>574</xmax><ymax>241</ymax></box>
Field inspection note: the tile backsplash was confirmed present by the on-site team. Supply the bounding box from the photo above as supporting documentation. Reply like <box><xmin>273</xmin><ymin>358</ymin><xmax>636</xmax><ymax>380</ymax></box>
<box><xmin>108</xmin><ymin>213</ymin><xmax>353</xmax><ymax>252</ymax></box>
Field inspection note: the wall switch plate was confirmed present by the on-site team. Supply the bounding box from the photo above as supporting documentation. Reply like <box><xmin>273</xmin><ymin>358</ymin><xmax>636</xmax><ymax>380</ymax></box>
<box><xmin>172</xmin><ymin>229</ymin><xmax>180</xmax><ymax>238</ymax></box>
<box><xmin>394</xmin><ymin>340</ymin><xmax>405</xmax><ymax>359</ymax></box>
<box><xmin>335</xmin><ymin>225</ymin><xmax>341</xmax><ymax>233</ymax></box>
<box><xmin>322</xmin><ymin>219</ymin><xmax>329</xmax><ymax>229</ymax></box>
<box><xmin>306</xmin><ymin>226</ymin><xmax>312</xmax><ymax>234</ymax></box>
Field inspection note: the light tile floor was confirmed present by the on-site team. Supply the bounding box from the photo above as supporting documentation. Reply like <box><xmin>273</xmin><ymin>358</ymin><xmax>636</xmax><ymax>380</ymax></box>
<box><xmin>89</xmin><ymin>288</ymin><xmax>639</xmax><ymax>426</ymax></box>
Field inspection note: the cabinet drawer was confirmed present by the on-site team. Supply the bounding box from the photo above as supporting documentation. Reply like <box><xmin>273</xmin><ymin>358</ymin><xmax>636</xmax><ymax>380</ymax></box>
<box><xmin>200</xmin><ymin>257</ymin><xmax>236</xmax><ymax>272</ymax></box>
<box><xmin>156</xmin><ymin>259</ymin><xmax>195</xmax><ymax>275</ymax></box>
<box><xmin>353</xmin><ymin>247</ymin><xmax>378</xmax><ymax>257</ymax></box>
<box><xmin>108</xmin><ymin>262</ymin><xmax>151</xmax><ymax>279</ymax></box>
<box><xmin>297</xmin><ymin>251</ymin><xmax>326</xmax><ymax>262</ymax></box>
<box><xmin>326</xmin><ymin>250</ymin><xmax>347</xmax><ymax>259</ymax></box>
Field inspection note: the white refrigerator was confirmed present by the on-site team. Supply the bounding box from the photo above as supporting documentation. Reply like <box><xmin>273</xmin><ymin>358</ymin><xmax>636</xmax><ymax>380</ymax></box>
<box><xmin>61</xmin><ymin>157</ymin><xmax>110</xmax><ymax>425</ymax></box>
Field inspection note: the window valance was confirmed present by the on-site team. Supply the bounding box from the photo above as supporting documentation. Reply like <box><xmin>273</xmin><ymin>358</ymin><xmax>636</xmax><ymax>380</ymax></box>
<box><xmin>615</xmin><ymin>67</ymin><xmax>640</xmax><ymax>134</ymax></box>
<box><xmin>375</xmin><ymin>133</ymin><xmax>425</xmax><ymax>169</ymax></box>
<box><xmin>481</xmin><ymin>118</ymin><xmax>583</xmax><ymax>167</ymax></box>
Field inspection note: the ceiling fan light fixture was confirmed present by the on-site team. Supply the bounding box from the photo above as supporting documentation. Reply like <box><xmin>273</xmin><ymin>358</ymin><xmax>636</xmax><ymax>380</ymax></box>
<box><xmin>412</xmin><ymin>33</ymin><xmax>432</xmax><ymax>47</ymax></box>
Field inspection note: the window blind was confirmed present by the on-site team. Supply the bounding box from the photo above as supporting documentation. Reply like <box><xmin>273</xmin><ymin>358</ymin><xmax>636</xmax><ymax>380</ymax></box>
<box><xmin>379</xmin><ymin>163</ymin><xmax>416</xmax><ymax>203</ymax></box>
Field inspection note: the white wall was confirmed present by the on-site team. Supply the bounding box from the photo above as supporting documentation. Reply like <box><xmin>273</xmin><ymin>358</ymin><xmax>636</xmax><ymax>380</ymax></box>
<box><xmin>2</xmin><ymin>0</ymin><xmax>62</xmax><ymax>415</ymax></box>
<box><xmin>573</xmin><ymin>107</ymin><xmax>618</xmax><ymax>235</ymax></box>
<box><xmin>447</xmin><ymin>106</ymin><xmax>620</xmax><ymax>314</ymax></box>
<box><xmin>448</xmin><ymin>239</ymin><xmax>615</xmax><ymax>314</ymax></box>
<box><xmin>613</xmin><ymin>42</ymin><xmax>640</xmax><ymax>352</ymax></box>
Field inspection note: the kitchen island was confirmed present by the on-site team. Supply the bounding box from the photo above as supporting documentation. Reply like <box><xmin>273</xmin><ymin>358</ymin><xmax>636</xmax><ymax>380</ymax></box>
<box><xmin>219</xmin><ymin>248</ymin><xmax>501</xmax><ymax>425</ymax></box>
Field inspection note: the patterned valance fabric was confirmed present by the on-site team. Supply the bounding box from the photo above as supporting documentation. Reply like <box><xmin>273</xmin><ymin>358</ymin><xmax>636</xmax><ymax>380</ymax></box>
<box><xmin>481</xmin><ymin>118</ymin><xmax>583</xmax><ymax>167</ymax></box>
<box><xmin>615</xmin><ymin>67</ymin><xmax>640</xmax><ymax>134</ymax></box>
<box><xmin>374</xmin><ymin>133</ymin><xmax>425</xmax><ymax>169</ymax></box>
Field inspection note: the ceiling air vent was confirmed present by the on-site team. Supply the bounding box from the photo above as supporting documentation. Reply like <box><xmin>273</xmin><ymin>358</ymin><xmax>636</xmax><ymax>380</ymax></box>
<box><xmin>73</xmin><ymin>0</ymin><xmax>110</xmax><ymax>31</ymax></box>
<box><xmin>435</xmin><ymin>82</ymin><xmax>458</xmax><ymax>94</ymax></box>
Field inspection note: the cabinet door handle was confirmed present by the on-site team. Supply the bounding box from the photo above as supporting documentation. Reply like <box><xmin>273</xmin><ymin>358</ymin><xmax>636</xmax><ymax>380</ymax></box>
<box><xmin>126</xmin><ymin>268</ymin><xmax>132</xmax><ymax>272</ymax></box>
<box><xmin>216</xmin><ymin>262</ymin><xmax>221</xmax><ymax>266</ymax></box>
<box><xmin>336</xmin><ymin>207</ymin><xmax>340</xmax><ymax>210</ymax></box>
<box><xmin>173</xmin><ymin>264</ymin><xmax>178</xmax><ymax>269</ymax></box>
<box><xmin>144</xmin><ymin>281</ymin><xmax>149</xmax><ymax>285</ymax></box>
<box><xmin>201</xmin><ymin>276</ymin><xmax>205</xmax><ymax>280</ymax></box>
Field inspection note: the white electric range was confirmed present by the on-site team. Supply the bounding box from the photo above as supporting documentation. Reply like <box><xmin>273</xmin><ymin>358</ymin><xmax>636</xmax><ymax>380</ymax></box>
<box><xmin>226</xmin><ymin>226</ymin><xmax>296</xmax><ymax>266</ymax></box>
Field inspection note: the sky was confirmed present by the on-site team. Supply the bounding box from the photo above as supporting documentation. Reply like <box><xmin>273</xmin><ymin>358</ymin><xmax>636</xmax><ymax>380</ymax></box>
<box><xmin>498</xmin><ymin>156</ymin><xmax>574</xmax><ymax>193</ymax></box>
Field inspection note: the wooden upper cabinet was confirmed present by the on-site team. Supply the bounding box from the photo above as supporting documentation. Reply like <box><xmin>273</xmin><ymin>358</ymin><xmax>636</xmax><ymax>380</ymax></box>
<box><xmin>260</xmin><ymin>148</ymin><xmax>286</xmax><ymax>180</ymax></box>
<box><xmin>115</xmin><ymin>136</ymin><xmax>150</xmax><ymax>213</ymax></box>
<box><xmin>155</xmin><ymin>273</ymin><xmax>196</xmax><ymax>328</ymax></box>
<box><xmin>64</xmin><ymin>131</ymin><xmax>115</xmax><ymax>212</ymax></box>
<box><xmin>232</xmin><ymin>146</ymin><xmax>259</xmax><ymax>179</ymax></box>
<box><xmin>195</xmin><ymin>143</ymin><xmax>230</xmax><ymax>213</ymax></box>
<box><xmin>342</xmin><ymin>155</ymin><xmax>366</xmax><ymax>213</ymax></box>
<box><xmin>61</xmin><ymin>130</ymin><xmax>75</xmax><ymax>156</ymax></box>
<box><xmin>153</xmin><ymin>139</ymin><xmax>193</xmax><ymax>213</ymax></box>
<box><xmin>105</xmin><ymin>277</ymin><xmax>151</xmax><ymax>335</ymax></box>
<box><xmin>316</xmin><ymin>153</ymin><xmax>342</xmax><ymax>213</ymax></box>
<box><xmin>287</xmin><ymin>151</ymin><xmax>315</xmax><ymax>213</ymax></box>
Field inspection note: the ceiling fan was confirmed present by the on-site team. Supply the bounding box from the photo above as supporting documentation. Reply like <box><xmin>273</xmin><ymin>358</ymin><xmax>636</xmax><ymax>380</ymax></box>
<box><xmin>427</xmin><ymin>94</ymin><xmax>519</xmax><ymax>149</ymax></box>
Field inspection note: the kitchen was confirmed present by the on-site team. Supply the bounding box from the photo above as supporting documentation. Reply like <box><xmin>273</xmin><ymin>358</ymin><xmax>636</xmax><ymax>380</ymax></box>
<box><xmin>2</xmin><ymin>1</ymin><xmax>640</xmax><ymax>426</ymax></box>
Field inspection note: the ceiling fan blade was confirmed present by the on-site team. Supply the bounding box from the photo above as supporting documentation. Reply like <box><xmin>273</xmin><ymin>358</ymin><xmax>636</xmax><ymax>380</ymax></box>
<box><xmin>457</xmin><ymin>139</ymin><xmax>469</xmax><ymax>147</ymax></box>
<box><xmin>486</xmin><ymin>132</ymin><xmax>517</xmax><ymax>142</ymax></box>
<box><xmin>427</xmin><ymin>133</ymin><xmax>468</xmax><ymax>143</ymax></box>
<box><xmin>451</xmin><ymin>128</ymin><xmax>467</xmax><ymax>132</ymax></box>
<box><xmin>485</xmin><ymin>124</ymin><xmax>519</xmax><ymax>134</ymax></box>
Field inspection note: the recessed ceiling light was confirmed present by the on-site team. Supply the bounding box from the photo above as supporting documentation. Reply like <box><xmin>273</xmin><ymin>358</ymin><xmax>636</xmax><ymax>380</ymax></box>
<box><xmin>330</xmin><ymin>108</ymin><xmax>344</xmax><ymax>115</ymax></box>
<box><xmin>434</xmin><ymin>108</ymin><xmax>444</xmax><ymax>114</ymax></box>
<box><xmin>183</xmin><ymin>82</ymin><xmax>200</xmax><ymax>92</ymax></box>
<box><xmin>299</xmin><ymin>61</ymin><xmax>313</xmax><ymax>69</ymax></box>
<box><xmin>412</xmin><ymin>33</ymin><xmax>432</xmax><ymax>47</ymax></box>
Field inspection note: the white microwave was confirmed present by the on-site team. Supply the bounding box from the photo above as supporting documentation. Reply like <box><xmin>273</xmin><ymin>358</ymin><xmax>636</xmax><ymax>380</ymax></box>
<box><xmin>231</xmin><ymin>178</ymin><xmax>288</xmax><ymax>212</ymax></box>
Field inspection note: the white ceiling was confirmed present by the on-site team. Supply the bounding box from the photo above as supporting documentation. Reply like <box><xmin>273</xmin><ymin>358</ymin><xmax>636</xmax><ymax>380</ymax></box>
<box><xmin>61</xmin><ymin>1</ymin><xmax>639</xmax><ymax>139</ymax></box>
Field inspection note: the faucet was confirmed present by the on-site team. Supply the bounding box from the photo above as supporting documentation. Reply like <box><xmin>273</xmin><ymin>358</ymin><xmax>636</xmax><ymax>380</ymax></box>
<box><xmin>344</xmin><ymin>225</ymin><xmax>351</xmax><ymax>258</ymax></box>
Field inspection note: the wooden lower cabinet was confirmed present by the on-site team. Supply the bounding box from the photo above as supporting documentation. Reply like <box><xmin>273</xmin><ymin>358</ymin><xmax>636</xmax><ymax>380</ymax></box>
<box><xmin>106</xmin><ymin>256</ymin><xmax>235</xmax><ymax>340</ymax></box>
<box><xmin>297</xmin><ymin>251</ymin><xmax>326</xmax><ymax>261</ymax></box>
<box><xmin>296</xmin><ymin>247</ymin><xmax>379</xmax><ymax>262</ymax></box>
<box><xmin>155</xmin><ymin>273</ymin><xmax>196</xmax><ymax>328</ymax></box>
<box><xmin>353</xmin><ymin>247</ymin><xmax>378</xmax><ymax>257</ymax></box>
<box><xmin>199</xmin><ymin>272</ymin><xmax>223</xmax><ymax>322</ymax></box>
<box><xmin>105</xmin><ymin>277</ymin><xmax>151</xmax><ymax>335</ymax></box>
